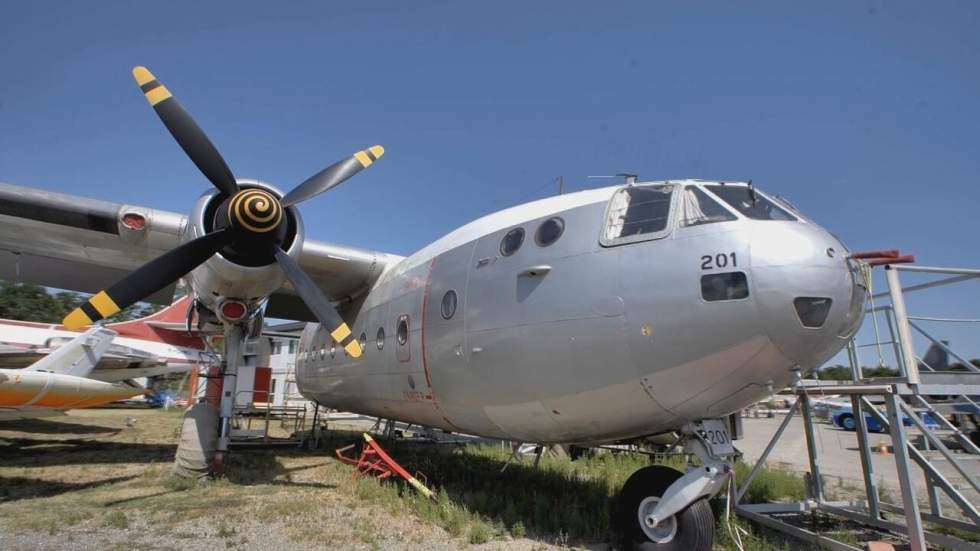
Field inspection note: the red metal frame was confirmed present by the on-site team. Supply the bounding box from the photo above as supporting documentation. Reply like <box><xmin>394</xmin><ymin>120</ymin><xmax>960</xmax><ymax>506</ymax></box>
<box><xmin>336</xmin><ymin>433</ymin><xmax>434</xmax><ymax>498</ymax></box>
<box><xmin>850</xmin><ymin>249</ymin><xmax>915</xmax><ymax>266</ymax></box>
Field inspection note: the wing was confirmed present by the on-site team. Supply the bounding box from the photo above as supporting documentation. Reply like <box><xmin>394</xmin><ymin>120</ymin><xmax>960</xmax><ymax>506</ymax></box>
<box><xmin>0</xmin><ymin>182</ymin><xmax>403</xmax><ymax>321</ymax></box>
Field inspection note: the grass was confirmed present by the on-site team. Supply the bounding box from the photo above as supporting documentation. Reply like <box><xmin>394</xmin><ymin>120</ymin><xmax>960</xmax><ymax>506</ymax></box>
<box><xmin>103</xmin><ymin>510</ymin><xmax>128</xmax><ymax>529</ymax></box>
<box><xmin>733</xmin><ymin>459</ymin><xmax>806</xmax><ymax>504</ymax></box>
<box><xmin>323</xmin><ymin>436</ymin><xmax>813</xmax><ymax>548</ymax></box>
<box><xmin>2</xmin><ymin>408</ymin><xmax>908</xmax><ymax>550</ymax></box>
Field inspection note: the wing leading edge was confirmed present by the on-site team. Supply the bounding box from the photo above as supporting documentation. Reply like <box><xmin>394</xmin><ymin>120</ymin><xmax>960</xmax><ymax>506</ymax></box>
<box><xmin>0</xmin><ymin>182</ymin><xmax>403</xmax><ymax>321</ymax></box>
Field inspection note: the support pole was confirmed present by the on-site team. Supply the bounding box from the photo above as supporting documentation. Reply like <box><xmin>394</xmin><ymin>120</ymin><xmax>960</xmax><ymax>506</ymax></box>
<box><xmin>884</xmin><ymin>393</ymin><xmax>926</xmax><ymax>551</ymax></box>
<box><xmin>847</xmin><ymin>340</ymin><xmax>881</xmax><ymax>519</ymax></box>
<box><xmin>886</xmin><ymin>266</ymin><xmax>920</xmax><ymax>384</ymax></box>
<box><xmin>736</xmin><ymin>399</ymin><xmax>800</xmax><ymax>504</ymax></box>
<box><xmin>799</xmin><ymin>392</ymin><xmax>824</xmax><ymax>501</ymax></box>
<box><xmin>214</xmin><ymin>323</ymin><xmax>244</xmax><ymax>474</ymax></box>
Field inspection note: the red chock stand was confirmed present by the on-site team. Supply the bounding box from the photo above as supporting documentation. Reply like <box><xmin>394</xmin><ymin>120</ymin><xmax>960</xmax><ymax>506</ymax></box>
<box><xmin>336</xmin><ymin>433</ymin><xmax>435</xmax><ymax>499</ymax></box>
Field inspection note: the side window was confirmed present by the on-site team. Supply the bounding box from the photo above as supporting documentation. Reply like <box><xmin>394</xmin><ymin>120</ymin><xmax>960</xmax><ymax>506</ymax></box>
<box><xmin>601</xmin><ymin>185</ymin><xmax>674</xmax><ymax>246</ymax></box>
<box><xmin>535</xmin><ymin>217</ymin><xmax>564</xmax><ymax>247</ymax></box>
<box><xmin>397</xmin><ymin>316</ymin><xmax>409</xmax><ymax>345</ymax></box>
<box><xmin>680</xmin><ymin>187</ymin><xmax>737</xmax><ymax>227</ymax></box>
<box><xmin>359</xmin><ymin>332</ymin><xmax>367</xmax><ymax>352</ymax></box>
<box><xmin>376</xmin><ymin>327</ymin><xmax>385</xmax><ymax>350</ymax></box>
<box><xmin>500</xmin><ymin>227</ymin><xmax>525</xmax><ymax>256</ymax></box>
<box><xmin>441</xmin><ymin>290</ymin><xmax>458</xmax><ymax>320</ymax></box>
<box><xmin>701</xmin><ymin>272</ymin><xmax>749</xmax><ymax>302</ymax></box>
<box><xmin>395</xmin><ymin>315</ymin><xmax>410</xmax><ymax>362</ymax></box>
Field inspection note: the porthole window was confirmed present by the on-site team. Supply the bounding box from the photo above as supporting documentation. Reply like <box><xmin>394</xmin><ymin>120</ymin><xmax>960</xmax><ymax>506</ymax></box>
<box><xmin>397</xmin><ymin>315</ymin><xmax>409</xmax><ymax>345</ymax></box>
<box><xmin>359</xmin><ymin>332</ymin><xmax>367</xmax><ymax>351</ymax></box>
<box><xmin>535</xmin><ymin>217</ymin><xmax>565</xmax><ymax>247</ymax></box>
<box><xmin>441</xmin><ymin>290</ymin><xmax>458</xmax><ymax>320</ymax></box>
<box><xmin>376</xmin><ymin>327</ymin><xmax>385</xmax><ymax>350</ymax></box>
<box><xmin>330</xmin><ymin>341</ymin><xmax>336</xmax><ymax>358</ymax></box>
<box><xmin>319</xmin><ymin>344</ymin><xmax>326</xmax><ymax>360</ymax></box>
<box><xmin>499</xmin><ymin>227</ymin><xmax>525</xmax><ymax>256</ymax></box>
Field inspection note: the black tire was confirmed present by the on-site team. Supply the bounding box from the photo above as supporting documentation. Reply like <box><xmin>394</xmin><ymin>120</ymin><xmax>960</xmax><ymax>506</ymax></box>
<box><xmin>838</xmin><ymin>413</ymin><xmax>856</xmax><ymax>431</ymax></box>
<box><xmin>616</xmin><ymin>465</ymin><xmax>714</xmax><ymax>550</ymax></box>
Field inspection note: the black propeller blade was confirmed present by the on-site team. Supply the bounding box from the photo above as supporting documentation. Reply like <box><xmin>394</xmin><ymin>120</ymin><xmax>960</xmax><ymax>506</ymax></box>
<box><xmin>132</xmin><ymin>66</ymin><xmax>239</xmax><ymax>197</ymax></box>
<box><xmin>273</xmin><ymin>246</ymin><xmax>362</xmax><ymax>358</ymax></box>
<box><xmin>281</xmin><ymin>145</ymin><xmax>384</xmax><ymax>207</ymax></box>
<box><xmin>63</xmin><ymin>66</ymin><xmax>386</xmax><ymax>341</ymax></box>
<box><xmin>63</xmin><ymin>230</ymin><xmax>233</xmax><ymax>329</ymax></box>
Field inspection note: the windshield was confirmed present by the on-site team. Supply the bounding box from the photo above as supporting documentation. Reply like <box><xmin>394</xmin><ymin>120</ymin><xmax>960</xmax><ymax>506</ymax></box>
<box><xmin>680</xmin><ymin>186</ymin><xmax>737</xmax><ymax>227</ymax></box>
<box><xmin>704</xmin><ymin>184</ymin><xmax>796</xmax><ymax>221</ymax></box>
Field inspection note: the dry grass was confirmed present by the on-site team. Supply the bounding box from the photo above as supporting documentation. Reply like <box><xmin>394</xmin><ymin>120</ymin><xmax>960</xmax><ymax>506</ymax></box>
<box><xmin>1</xmin><ymin>408</ymin><xmax>816</xmax><ymax>550</ymax></box>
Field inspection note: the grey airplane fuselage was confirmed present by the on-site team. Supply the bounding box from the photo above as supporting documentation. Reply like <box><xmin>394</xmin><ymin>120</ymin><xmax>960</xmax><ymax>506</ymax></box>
<box><xmin>295</xmin><ymin>180</ymin><xmax>864</xmax><ymax>444</ymax></box>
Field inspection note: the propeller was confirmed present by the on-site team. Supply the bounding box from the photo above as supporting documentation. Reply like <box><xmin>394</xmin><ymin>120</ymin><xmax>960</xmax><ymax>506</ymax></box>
<box><xmin>63</xmin><ymin>66</ymin><xmax>384</xmax><ymax>359</ymax></box>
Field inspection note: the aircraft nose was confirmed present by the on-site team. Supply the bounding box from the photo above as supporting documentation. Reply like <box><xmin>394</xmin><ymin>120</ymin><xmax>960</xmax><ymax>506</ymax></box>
<box><xmin>750</xmin><ymin>223</ymin><xmax>865</xmax><ymax>370</ymax></box>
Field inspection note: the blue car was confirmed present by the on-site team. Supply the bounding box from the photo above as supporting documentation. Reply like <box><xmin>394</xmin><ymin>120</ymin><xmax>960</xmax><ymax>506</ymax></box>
<box><xmin>830</xmin><ymin>404</ymin><xmax>940</xmax><ymax>433</ymax></box>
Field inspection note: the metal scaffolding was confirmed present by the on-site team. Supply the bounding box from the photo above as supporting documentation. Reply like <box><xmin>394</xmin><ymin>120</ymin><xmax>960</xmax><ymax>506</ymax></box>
<box><xmin>735</xmin><ymin>262</ymin><xmax>980</xmax><ymax>551</ymax></box>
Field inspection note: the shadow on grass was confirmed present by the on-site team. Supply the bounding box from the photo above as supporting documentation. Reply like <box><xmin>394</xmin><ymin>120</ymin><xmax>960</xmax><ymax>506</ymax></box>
<box><xmin>0</xmin><ymin>474</ymin><xmax>138</xmax><ymax>503</ymax></box>
<box><xmin>322</xmin><ymin>431</ymin><xmax>636</xmax><ymax>544</ymax></box>
<box><xmin>0</xmin><ymin>438</ymin><xmax>175</xmax><ymax>467</ymax></box>
<box><xmin>0</xmin><ymin>418</ymin><xmax>123</xmax><ymax>435</ymax></box>
<box><xmin>224</xmin><ymin>448</ymin><xmax>338</xmax><ymax>490</ymax></box>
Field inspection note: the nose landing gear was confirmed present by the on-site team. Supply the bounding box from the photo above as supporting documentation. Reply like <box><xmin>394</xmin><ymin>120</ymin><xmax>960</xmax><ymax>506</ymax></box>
<box><xmin>616</xmin><ymin>420</ymin><xmax>735</xmax><ymax>550</ymax></box>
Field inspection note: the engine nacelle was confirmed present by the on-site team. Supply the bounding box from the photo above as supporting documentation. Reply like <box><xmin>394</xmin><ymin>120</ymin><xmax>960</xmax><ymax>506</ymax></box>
<box><xmin>182</xmin><ymin>179</ymin><xmax>304</xmax><ymax>318</ymax></box>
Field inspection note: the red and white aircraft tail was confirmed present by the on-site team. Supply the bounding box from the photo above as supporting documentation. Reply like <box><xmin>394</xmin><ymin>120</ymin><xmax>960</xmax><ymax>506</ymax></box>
<box><xmin>0</xmin><ymin>294</ymin><xmax>210</xmax><ymax>382</ymax></box>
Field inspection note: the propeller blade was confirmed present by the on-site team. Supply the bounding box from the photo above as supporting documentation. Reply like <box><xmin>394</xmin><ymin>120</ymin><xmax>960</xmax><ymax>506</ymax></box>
<box><xmin>63</xmin><ymin>230</ymin><xmax>233</xmax><ymax>329</ymax></box>
<box><xmin>132</xmin><ymin>66</ymin><xmax>239</xmax><ymax>197</ymax></box>
<box><xmin>280</xmin><ymin>145</ymin><xmax>384</xmax><ymax>207</ymax></box>
<box><xmin>273</xmin><ymin>246</ymin><xmax>362</xmax><ymax>358</ymax></box>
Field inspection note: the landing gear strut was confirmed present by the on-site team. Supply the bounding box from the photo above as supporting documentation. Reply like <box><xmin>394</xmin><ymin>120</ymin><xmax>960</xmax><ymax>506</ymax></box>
<box><xmin>616</xmin><ymin>420</ymin><xmax>734</xmax><ymax>550</ymax></box>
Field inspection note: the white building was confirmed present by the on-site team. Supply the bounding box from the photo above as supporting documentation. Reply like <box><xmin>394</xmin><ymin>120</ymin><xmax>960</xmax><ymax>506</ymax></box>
<box><xmin>264</xmin><ymin>322</ymin><xmax>306</xmax><ymax>408</ymax></box>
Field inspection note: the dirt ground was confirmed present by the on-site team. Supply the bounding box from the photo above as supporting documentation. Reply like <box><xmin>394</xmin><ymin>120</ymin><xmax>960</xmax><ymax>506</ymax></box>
<box><xmin>0</xmin><ymin>408</ymin><xmax>578</xmax><ymax>551</ymax></box>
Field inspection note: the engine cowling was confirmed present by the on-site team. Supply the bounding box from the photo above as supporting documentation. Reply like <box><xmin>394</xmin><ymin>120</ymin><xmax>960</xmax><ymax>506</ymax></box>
<box><xmin>182</xmin><ymin>179</ymin><xmax>305</xmax><ymax>317</ymax></box>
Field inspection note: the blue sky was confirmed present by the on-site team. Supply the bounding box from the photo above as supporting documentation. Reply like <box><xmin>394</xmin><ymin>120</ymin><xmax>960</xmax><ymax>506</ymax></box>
<box><xmin>1</xmin><ymin>1</ymin><xmax>978</xmax><ymax>362</ymax></box>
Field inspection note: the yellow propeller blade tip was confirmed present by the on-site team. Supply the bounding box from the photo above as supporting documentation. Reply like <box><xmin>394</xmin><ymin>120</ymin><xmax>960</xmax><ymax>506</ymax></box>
<box><xmin>344</xmin><ymin>341</ymin><xmax>362</xmax><ymax>358</ymax></box>
<box><xmin>132</xmin><ymin>66</ymin><xmax>156</xmax><ymax>86</ymax></box>
<box><xmin>63</xmin><ymin>309</ymin><xmax>93</xmax><ymax>330</ymax></box>
<box><xmin>368</xmin><ymin>145</ymin><xmax>384</xmax><ymax>158</ymax></box>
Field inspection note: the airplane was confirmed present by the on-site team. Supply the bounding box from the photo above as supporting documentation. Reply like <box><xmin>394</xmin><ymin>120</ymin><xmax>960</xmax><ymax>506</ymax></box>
<box><xmin>0</xmin><ymin>326</ymin><xmax>148</xmax><ymax>420</ymax></box>
<box><xmin>0</xmin><ymin>295</ymin><xmax>213</xmax><ymax>382</ymax></box>
<box><xmin>0</xmin><ymin>66</ymin><xmax>865</xmax><ymax>549</ymax></box>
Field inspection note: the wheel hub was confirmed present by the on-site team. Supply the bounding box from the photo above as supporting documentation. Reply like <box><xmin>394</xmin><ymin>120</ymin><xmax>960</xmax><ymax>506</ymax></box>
<box><xmin>638</xmin><ymin>496</ymin><xmax>677</xmax><ymax>543</ymax></box>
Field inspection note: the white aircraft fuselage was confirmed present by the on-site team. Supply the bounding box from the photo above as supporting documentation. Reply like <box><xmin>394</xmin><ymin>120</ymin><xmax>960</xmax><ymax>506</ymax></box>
<box><xmin>295</xmin><ymin>180</ymin><xmax>864</xmax><ymax>444</ymax></box>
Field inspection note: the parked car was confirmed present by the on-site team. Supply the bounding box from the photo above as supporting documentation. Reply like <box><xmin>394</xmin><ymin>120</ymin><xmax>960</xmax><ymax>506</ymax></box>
<box><xmin>830</xmin><ymin>404</ymin><xmax>940</xmax><ymax>433</ymax></box>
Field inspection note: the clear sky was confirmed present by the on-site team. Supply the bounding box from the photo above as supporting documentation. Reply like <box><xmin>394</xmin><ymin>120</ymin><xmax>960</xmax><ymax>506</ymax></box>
<box><xmin>1</xmin><ymin>1</ymin><xmax>978</xmax><ymax>363</ymax></box>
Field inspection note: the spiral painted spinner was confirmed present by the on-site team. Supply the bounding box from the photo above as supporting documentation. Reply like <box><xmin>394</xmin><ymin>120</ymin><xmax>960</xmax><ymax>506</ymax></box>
<box><xmin>228</xmin><ymin>189</ymin><xmax>282</xmax><ymax>233</ymax></box>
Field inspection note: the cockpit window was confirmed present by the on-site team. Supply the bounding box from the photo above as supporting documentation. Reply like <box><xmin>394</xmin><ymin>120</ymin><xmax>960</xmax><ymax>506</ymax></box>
<box><xmin>680</xmin><ymin>186</ymin><xmax>737</xmax><ymax>227</ymax></box>
<box><xmin>704</xmin><ymin>184</ymin><xmax>796</xmax><ymax>221</ymax></box>
<box><xmin>601</xmin><ymin>185</ymin><xmax>674</xmax><ymax>245</ymax></box>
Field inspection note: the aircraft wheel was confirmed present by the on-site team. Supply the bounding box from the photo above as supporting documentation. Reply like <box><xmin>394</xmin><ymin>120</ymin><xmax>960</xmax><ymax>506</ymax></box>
<box><xmin>617</xmin><ymin>465</ymin><xmax>714</xmax><ymax>550</ymax></box>
<box><xmin>839</xmin><ymin>413</ymin><xmax>856</xmax><ymax>431</ymax></box>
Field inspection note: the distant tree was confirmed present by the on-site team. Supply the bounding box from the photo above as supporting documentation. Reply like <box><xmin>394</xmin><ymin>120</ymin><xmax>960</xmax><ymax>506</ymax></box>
<box><xmin>0</xmin><ymin>281</ymin><xmax>77</xmax><ymax>322</ymax></box>
<box><xmin>950</xmin><ymin>359</ymin><xmax>980</xmax><ymax>372</ymax></box>
<box><xmin>0</xmin><ymin>280</ymin><xmax>164</xmax><ymax>324</ymax></box>
<box><xmin>815</xmin><ymin>364</ymin><xmax>900</xmax><ymax>380</ymax></box>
